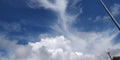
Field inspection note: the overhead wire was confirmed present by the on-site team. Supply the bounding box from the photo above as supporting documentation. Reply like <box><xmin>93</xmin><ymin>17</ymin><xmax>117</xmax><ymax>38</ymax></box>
<box><xmin>99</xmin><ymin>0</ymin><xmax>120</xmax><ymax>31</ymax></box>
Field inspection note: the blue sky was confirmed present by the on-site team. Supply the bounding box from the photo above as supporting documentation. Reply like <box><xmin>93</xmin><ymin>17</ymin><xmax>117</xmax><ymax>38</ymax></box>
<box><xmin>0</xmin><ymin>0</ymin><xmax>120</xmax><ymax>60</ymax></box>
<box><xmin>0</xmin><ymin>0</ymin><xmax>119</xmax><ymax>42</ymax></box>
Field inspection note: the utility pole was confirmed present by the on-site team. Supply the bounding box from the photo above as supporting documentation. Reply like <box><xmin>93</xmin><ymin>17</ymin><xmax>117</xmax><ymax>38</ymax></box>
<box><xmin>99</xmin><ymin>0</ymin><xmax>120</xmax><ymax>31</ymax></box>
<box><xmin>107</xmin><ymin>52</ymin><xmax>113</xmax><ymax>60</ymax></box>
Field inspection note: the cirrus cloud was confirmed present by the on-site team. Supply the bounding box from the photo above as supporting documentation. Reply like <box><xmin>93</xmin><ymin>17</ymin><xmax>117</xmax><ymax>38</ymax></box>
<box><xmin>0</xmin><ymin>0</ymin><xmax>120</xmax><ymax>60</ymax></box>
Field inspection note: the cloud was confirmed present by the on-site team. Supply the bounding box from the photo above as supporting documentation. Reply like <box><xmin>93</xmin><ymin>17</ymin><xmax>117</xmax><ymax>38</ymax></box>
<box><xmin>0</xmin><ymin>22</ymin><xmax>22</xmax><ymax>32</ymax></box>
<box><xmin>28</xmin><ymin>36</ymin><xmax>98</xmax><ymax>60</ymax></box>
<box><xmin>28</xmin><ymin>0</ymin><xmax>68</xmax><ymax>14</ymax></box>
<box><xmin>93</xmin><ymin>16</ymin><xmax>110</xmax><ymax>23</ymax></box>
<box><xmin>111</xmin><ymin>3</ymin><xmax>120</xmax><ymax>16</ymax></box>
<box><xmin>0</xmin><ymin>32</ymin><xmax>119</xmax><ymax>60</ymax></box>
<box><xmin>0</xmin><ymin>0</ymin><xmax>120</xmax><ymax>60</ymax></box>
<box><xmin>92</xmin><ymin>3</ymin><xmax>120</xmax><ymax>23</ymax></box>
<box><xmin>27</xmin><ymin>0</ymin><xmax>120</xmax><ymax>59</ymax></box>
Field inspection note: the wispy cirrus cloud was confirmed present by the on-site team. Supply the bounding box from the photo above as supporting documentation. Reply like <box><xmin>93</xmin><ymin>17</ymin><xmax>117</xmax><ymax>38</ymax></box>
<box><xmin>92</xmin><ymin>3</ymin><xmax>120</xmax><ymax>23</ymax></box>
<box><xmin>0</xmin><ymin>0</ymin><xmax>120</xmax><ymax>60</ymax></box>
<box><xmin>0</xmin><ymin>22</ymin><xmax>22</xmax><ymax>32</ymax></box>
<box><xmin>111</xmin><ymin>3</ymin><xmax>120</xmax><ymax>16</ymax></box>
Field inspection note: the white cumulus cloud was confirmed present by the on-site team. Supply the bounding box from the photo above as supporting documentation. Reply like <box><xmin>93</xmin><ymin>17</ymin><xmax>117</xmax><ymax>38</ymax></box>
<box><xmin>0</xmin><ymin>0</ymin><xmax>120</xmax><ymax>60</ymax></box>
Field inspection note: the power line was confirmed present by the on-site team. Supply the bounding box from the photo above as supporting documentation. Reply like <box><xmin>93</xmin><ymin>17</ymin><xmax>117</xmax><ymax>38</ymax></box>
<box><xmin>99</xmin><ymin>0</ymin><xmax>120</xmax><ymax>31</ymax></box>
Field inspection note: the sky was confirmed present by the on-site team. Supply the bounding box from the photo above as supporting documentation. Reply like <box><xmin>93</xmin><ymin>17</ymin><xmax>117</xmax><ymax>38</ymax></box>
<box><xmin>0</xmin><ymin>0</ymin><xmax>120</xmax><ymax>60</ymax></box>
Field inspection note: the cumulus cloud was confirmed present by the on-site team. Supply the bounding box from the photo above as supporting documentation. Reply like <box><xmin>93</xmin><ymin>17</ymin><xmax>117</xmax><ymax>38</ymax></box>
<box><xmin>27</xmin><ymin>0</ymin><xmax>120</xmax><ymax>59</ymax></box>
<box><xmin>0</xmin><ymin>0</ymin><xmax>120</xmax><ymax>60</ymax></box>
<box><xmin>0</xmin><ymin>33</ymin><xmax>119</xmax><ymax>60</ymax></box>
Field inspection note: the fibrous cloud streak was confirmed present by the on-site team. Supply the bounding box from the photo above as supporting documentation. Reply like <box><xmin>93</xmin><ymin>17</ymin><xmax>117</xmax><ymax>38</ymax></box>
<box><xmin>0</xmin><ymin>0</ymin><xmax>120</xmax><ymax>60</ymax></box>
